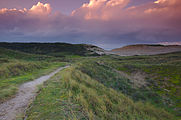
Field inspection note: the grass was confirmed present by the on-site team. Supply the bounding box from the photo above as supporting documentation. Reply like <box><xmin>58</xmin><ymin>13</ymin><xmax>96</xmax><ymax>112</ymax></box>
<box><xmin>0</xmin><ymin>61</ymin><xmax>45</xmax><ymax>78</ymax></box>
<box><xmin>0</xmin><ymin>42</ymin><xmax>100</xmax><ymax>56</ymax></box>
<box><xmin>25</xmin><ymin>69</ymin><xmax>87</xmax><ymax>120</ymax></box>
<box><xmin>1</xmin><ymin>43</ymin><xmax>180</xmax><ymax>119</ymax></box>
<box><xmin>26</xmin><ymin>52</ymin><xmax>181</xmax><ymax>119</ymax></box>
<box><xmin>74</xmin><ymin>59</ymin><xmax>171</xmax><ymax>112</ymax></box>
<box><xmin>115</xmin><ymin>53</ymin><xmax>181</xmax><ymax>115</ymax></box>
<box><xmin>78</xmin><ymin>53</ymin><xmax>181</xmax><ymax>116</ymax></box>
<box><xmin>0</xmin><ymin>47</ymin><xmax>67</xmax><ymax>102</ymax></box>
<box><xmin>0</xmin><ymin>62</ymin><xmax>66</xmax><ymax>102</ymax></box>
<box><xmin>26</xmin><ymin>66</ymin><xmax>175</xmax><ymax>120</ymax></box>
<box><xmin>0</xmin><ymin>47</ymin><xmax>51</xmax><ymax>62</ymax></box>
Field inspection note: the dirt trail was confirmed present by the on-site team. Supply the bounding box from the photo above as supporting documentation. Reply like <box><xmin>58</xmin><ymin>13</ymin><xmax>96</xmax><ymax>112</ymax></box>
<box><xmin>0</xmin><ymin>66</ymin><xmax>68</xmax><ymax>120</ymax></box>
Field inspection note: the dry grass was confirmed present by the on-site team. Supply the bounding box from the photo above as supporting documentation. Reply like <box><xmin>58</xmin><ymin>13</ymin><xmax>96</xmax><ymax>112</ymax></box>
<box><xmin>60</xmin><ymin>67</ymin><xmax>174</xmax><ymax>120</ymax></box>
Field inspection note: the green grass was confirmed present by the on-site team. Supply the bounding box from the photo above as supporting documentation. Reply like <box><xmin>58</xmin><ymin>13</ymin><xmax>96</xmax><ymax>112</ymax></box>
<box><xmin>0</xmin><ymin>47</ymin><xmax>67</xmax><ymax>102</ymax></box>
<box><xmin>0</xmin><ymin>61</ymin><xmax>45</xmax><ymax>78</ymax></box>
<box><xmin>26</xmin><ymin>52</ymin><xmax>181</xmax><ymax>118</ymax></box>
<box><xmin>25</xmin><ymin>69</ymin><xmax>87</xmax><ymax>120</ymax></box>
<box><xmin>0</xmin><ymin>42</ymin><xmax>100</xmax><ymax>56</ymax></box>
<box><xmin>26</xmin><ymin>66</ymin><xmax>175</xmax><ymax>120</ymax></box>
<box><xmin>0</xmin><ymin>62</ymin><xmax>66</xmax><ymax>102</ymax></box>
<box><xmin>74</xmin><ymin>59</ymin><xmax>169</xmax><ymax>112</ymax></box>
<box><xmin>1</xmin><ymin>44</ymin><xmax>180</xmax><ymax>119</ymax></box>
<box><xmin>0</xmin><ymin>47</ymin><xmax>51</xmax><ymax>62</ymax></box>
<box><xmin>64</xmin><ymin>53</ymin><xmax>181</xmax><ymax>116</ymax></box>
<box><xmin>113</xmin><ymin>53</ymin><xmax>181</xmax><ymax>115</ymax></box>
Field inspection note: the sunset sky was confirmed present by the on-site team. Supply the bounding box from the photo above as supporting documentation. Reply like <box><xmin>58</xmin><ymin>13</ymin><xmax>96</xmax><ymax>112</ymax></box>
<box><xmin>0</xmin><ymin>0</ymin><xmax>180</xmax><ymax>49</ymax></box>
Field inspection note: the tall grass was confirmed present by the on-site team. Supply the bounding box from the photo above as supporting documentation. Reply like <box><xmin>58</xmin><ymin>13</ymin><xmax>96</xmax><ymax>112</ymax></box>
<box><xmin>0</xmin><ymin>62</ymin><xmax>66</xmax><ymax>102</ymax></box>
<box><xmin>62</xmin><ymin>67</ymin><xmax>174</xmax><ymax>120</ymax></box>
<box><xmin>26</xmin><ymin>66</ymin><xmax>175</xmax><ymax>120</ymax></box>
<box><xmin>0</xmin><ymin>61</ymin><xmax>44</xmax><ymax>78</ymax></box>
<box><xmin>75</xmin><ymin>53</ymin><xmax>181</xmax><ymax>116</ymax></box>
<box><xmin>0</xmin><ymin>47</ymin><xmax>67</xmax><ymax>102</ymax></box>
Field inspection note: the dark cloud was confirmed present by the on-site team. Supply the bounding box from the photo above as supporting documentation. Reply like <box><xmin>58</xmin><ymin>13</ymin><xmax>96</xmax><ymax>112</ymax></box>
<box><xmin>0</xmin><ymin>0</ymin><xmax>181</xmax><ymax>49</ymax></box>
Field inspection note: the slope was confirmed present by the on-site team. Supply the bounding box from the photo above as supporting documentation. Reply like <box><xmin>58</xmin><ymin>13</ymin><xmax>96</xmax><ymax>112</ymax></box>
<box><xmin>0</xmin><ymin>47</ymin><xmax>66</xmax><ymax>103</ymax></box>
<box><xmin>111</xmin><ymin>44</ymin><xmax>181</xmax><ymax>56</ymax></box>
<box><xmin>0</xmin><ymin>42</ymin><xmax>103</xmax><ymax>57</ymax></box>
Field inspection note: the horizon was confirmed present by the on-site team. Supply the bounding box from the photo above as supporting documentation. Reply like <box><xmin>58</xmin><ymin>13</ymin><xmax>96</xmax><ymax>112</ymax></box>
<box><xmin>0</xmin><ymin>0</ymin><xmax>181</xmax><ymax>49</ymax></box>
<box><xmin>1</xmin><ymin>42</ymin><xmax>181</xmax><ymax>51</ymax></box>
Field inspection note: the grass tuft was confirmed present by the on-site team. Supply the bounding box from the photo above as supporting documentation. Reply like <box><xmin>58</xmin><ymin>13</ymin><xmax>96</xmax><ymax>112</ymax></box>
<box><xmin>26</xmin><ymin>66</ymin><xmax>175</xmax><ymax>120</ymax></box>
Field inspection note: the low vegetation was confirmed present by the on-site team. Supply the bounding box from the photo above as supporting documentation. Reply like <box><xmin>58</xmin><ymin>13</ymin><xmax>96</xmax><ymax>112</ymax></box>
<box><xmin>0</xmin><ymin>43</ymin><xmax>180</xmax><ymax>119</ymax></box>
<box><xmin>0</xmin><ymin>42</ymin><xmax>100</xmax><ymax>57</ymax></box>
<box><xmin>0</xmin><ymin>47</ymin><xmax>66</xmax><ymax>102</ymax></box>
<box><xmin>73</xmin><ymin>53</ymin><xmax>181</xmax><ymax>116</ymax></box>
<box><xmin>26</xmin><ymin>66</ymin><xmax>174</xmax><ymax>120</ymax></box>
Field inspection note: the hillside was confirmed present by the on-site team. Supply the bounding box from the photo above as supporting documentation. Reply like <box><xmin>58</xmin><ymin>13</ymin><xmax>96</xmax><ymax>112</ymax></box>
<box><xmin>0</xmin><ymin>47</ymin><xmax>66</xmax><ymax>103</ymax></box>
<box><xmin>0</xmin><ymin>43</ymin><xmax>180</xmax><ymax>119</ymax></box>
<box><xmin>0</xmin><ymin>42</ymin><xmax>104</xmax><ymax>57</ymax></box>
<box><xmin>73</xmin><ymin>52</ymin><xmax>181</xmax><ymax>117</ymax></box>
<box><xmin>26</xmin><ymin>66</ymin><xmax>173</xmax><ymax>120</ymax></box>
<box><xmin>26</xmin><ymin>66</ymin><xmax>175</xmax><ymax>120</ymax></box>
<box><xmin>111</xmin><ymin>44</ymin><xmax>181</xmax><ymax>56</ymax></box>
<box><xmin>26</xmin><ymin>51</ymin><xmax>181</xmax><ymax>119</ymax></box>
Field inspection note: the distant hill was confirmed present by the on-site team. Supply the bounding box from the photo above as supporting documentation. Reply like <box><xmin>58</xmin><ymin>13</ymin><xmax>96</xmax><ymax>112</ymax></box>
<box><xmin>111</xmin><ymin>44</ymin><xmax>181</xmax><ymax>56</ymax></box>
<box><xmin>0</xmin><ymin>43</ymin><xmax>104</xmax><ymax>56</ymax></box>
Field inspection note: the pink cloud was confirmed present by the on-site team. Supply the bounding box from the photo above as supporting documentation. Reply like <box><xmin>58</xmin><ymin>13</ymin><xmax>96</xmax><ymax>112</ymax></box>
<box><xmin>29</xmin><ymin>2</ymin><xmax>52</xmax><ymax>16</ymax></box>
<box><xmin>154</xmin><ymin>0</ymin><xmax>180</xmax><ymax>5</ymax></box>
<box><xmin>0</xmin><ymin>2</ymin><xmax>52</xmax><ymax>17</ymax></box>
<box><xmin>0</xmin><ymin>0</ymin><xmax>180</xmax><ymax>49</ymax></box>
<box><xmin>72</xmin><ymin>0</ymin><xmax>181</xmax><ymax>34</ymax></box>
<box><xmin>72</xmin><ymin>0</ymin><xmax>130</xmax><ymax>20</ymax></box>
<box><xmin>0</xmin><ymin>2</ymin><xmax>56</xmax><ymax>34</ymax></box>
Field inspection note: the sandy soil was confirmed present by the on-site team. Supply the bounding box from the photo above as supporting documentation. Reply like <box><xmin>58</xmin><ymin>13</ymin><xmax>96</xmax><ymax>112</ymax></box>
<box><xmin>111</xmin><ymin>45</ymin><xmax>181</xmax><ymax>56</ymax></box>
<box><xmin>0</xmin><ymin>66</ymin><xmax>68</xmax><ymax>120</ymax></box>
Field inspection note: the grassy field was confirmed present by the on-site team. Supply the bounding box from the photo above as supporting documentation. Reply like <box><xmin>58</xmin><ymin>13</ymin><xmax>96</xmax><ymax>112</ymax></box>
<box><xmin>0</xmin><ymin>43</ymin><xmax>98</xmax><ymax>103</ymax></box>
<box><xmin>74</xmin><ymin>52</ymin><xmax>181</xmax><ymax>116</ymax></box>
<box><xmin>0</xmin><ymin>48</ymin><xmax>66</xmax><ymax>102</ymax></box>
<box><xmin>0</xmin><ymin>43</ymin><xmax>180</xmax><ymax>119</ymax></box>
<box><xmin>26</xmin><ymin>66</ymin><xmax>175</xmax><ymax>120</ymax></box>
<box><xmin>25</xmin><ymin>52</ymin><xmax>181</xmax><ymax>119</ymax></box>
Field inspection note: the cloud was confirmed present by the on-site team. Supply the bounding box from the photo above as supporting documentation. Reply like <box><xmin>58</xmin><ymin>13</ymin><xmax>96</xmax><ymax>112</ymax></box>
<box><xmin>0</xmin><ymin>0</ymin><xmax>181</xmax><ymax>49</ymax></box>
<box><xmin>72</xmin><ymin>0</ymin><xmax>130</xmax><ymax>20</ymax></box>
<box><xmin>29</xmin><ymin>2</ymin><xmax>52</xmax><ymax>16</ymax></box>
<box><xmin>0</xmin><ymin>2</ymin><xmax>52</xmax><ymax>16</ymax></box>
<box><xmin>0</xmin><ymin>2</ymin><xmax>56</xmax><ymax>34</ymax></box>
<box><xmin>154</xmin><ymin>0</ymin><xmax>180</xmax><ymax>4</ymax></box>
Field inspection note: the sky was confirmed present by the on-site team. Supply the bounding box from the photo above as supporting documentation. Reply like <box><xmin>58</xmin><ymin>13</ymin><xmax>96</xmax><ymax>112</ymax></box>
<box><xmin>0</xmin><ymin>0</ymin><xmax>180</xmax><ymax>49</ymax></box>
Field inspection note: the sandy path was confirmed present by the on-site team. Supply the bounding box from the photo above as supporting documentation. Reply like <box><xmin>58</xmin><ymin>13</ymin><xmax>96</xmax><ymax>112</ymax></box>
<box><xmin>0</xmin><ymin>66</ymin><xmax>68</xmax><ymax>120</ymax></box>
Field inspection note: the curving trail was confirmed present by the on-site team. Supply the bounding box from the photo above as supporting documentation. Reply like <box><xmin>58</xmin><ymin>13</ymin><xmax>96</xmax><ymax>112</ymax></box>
<box><xmin>0</xmin><ymin>66</ymin><xmax>68</xmax><ymax>120</ymax></box>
